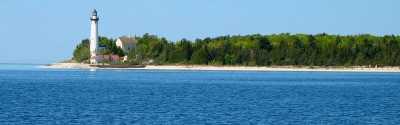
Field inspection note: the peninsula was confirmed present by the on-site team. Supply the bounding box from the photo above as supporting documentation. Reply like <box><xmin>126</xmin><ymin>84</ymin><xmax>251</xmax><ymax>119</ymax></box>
<box><xmin>47</xmin><ymin>10</ymin><xmax>400</xmax><ymax>72</ymax></box>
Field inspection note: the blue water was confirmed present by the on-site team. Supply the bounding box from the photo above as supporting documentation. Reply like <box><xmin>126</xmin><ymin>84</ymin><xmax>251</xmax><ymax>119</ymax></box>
<box><xmin>0</xmin><ymin>64</ymin><xmax>400</xmax><ymax>124</ymax></box>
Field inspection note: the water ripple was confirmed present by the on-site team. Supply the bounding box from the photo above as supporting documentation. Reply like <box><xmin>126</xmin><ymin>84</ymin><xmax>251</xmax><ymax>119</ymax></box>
<box><xmin>0</xmin><ymin>70</ymin><xmax>399</xmax><ymax>124</ymax></box>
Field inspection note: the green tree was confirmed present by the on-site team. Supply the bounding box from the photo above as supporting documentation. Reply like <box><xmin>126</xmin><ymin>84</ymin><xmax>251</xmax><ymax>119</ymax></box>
<box><xmin>72</xmin><ymin>39</ymin><xmax>90</xmax><ymax>62</ymax></box>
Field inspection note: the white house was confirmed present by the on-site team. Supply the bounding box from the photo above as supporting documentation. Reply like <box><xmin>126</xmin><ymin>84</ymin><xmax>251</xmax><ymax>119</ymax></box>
<box><xmin>116</xmin><ymin>36</ymin><xmax>137</xmax><ymax>61</ymax></box>
<box><xmin>116</xmin><ymin>36</ymin><xmax>137</xmax><ymax>53</ymax></box>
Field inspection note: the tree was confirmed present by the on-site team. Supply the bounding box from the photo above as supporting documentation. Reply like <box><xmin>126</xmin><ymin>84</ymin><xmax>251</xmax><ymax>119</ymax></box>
<box><xmin>191</xmin><ymin>46</ymin><xmax>209</xmax><ymax>64</ymax></box>
<box><xmin>73</xmin><ymin>39</ymin><xmax>90</xmax><ymax>62</ymax></box>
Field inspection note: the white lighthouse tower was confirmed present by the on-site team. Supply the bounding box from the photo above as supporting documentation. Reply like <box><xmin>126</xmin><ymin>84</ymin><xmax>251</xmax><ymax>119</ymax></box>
<box><xmin>89</xmin><ymin>9</ymin><xmax>99</xmax><ymax>64</ymax></box>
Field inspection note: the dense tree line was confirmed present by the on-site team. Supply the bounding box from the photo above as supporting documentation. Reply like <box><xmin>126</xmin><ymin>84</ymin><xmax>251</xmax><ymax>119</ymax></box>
<box><xmin>73</xmin><ymin>33</ymin><xmax>400</xmax><ymax>66</ymax></box>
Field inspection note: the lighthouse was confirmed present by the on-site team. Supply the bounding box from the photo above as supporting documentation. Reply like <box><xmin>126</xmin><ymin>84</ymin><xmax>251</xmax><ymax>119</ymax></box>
<box><xmin>89</xmin><ymin>9</ymin><xmax>99</xmax><ymax>64</ymax></box>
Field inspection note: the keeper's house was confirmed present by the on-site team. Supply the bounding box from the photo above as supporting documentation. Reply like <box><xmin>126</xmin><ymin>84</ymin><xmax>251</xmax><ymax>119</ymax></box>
<box><xmin>116</xmin><ymin>36</ymin><xmax>137</xmax><ymax>61</ymax></box>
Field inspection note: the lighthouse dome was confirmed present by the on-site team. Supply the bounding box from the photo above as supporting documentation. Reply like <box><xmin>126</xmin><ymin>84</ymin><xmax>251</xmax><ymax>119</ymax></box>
<box><xmin>92</xmin><ymin>9</ymin><xmax>97</xmax><ymax>16</ymax></box>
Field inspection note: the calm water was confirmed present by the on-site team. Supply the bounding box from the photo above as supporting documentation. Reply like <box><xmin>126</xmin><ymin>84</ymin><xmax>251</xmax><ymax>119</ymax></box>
<box><xmin>0</xmin><ymin>64</ymin><xmax>400</xmax><ymax>124</ymax></box>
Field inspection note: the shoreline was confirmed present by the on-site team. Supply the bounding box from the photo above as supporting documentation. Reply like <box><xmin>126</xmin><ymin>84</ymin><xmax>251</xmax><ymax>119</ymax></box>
<box><xmin>43</xmin><ymin>63</ymin><xmax>400</xmax><ymax>73</ymax></box>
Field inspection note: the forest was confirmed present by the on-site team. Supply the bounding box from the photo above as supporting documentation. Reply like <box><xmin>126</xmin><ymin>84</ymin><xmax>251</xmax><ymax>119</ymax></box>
<box><xmin>73</xmin><ymin>33</ymin><xmax>400</xmax><ymax>66</ymax></box>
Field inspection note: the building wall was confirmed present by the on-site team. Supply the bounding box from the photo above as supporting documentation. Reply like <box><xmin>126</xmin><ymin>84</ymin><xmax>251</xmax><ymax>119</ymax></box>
<box><xmin>116</xmin><ymin>39</ymin><xmax>125</xmax><ymax>51</ymax></box>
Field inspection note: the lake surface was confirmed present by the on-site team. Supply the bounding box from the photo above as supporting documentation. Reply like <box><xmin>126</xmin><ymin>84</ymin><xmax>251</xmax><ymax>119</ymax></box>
<box><xmin>0</xmin><ymin>64</ymin><xmax>400</xmax><ymax>124</ymax></box>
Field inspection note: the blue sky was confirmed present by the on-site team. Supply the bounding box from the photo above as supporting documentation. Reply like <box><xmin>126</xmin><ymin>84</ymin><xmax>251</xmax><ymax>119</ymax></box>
<box><xmin>0</xmin><ymin>0</ymin><xmax>399</xmax><ymax>64</ymax></box>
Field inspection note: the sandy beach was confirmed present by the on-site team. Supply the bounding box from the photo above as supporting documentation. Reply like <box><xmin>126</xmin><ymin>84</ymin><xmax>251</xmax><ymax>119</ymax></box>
<box><xmin>43</xmin><ymin>63</ymin><xmax>92</xmax><ymax>69</ymax></box>
<box><xmin>43</xmin><ymin>63</ymin><xmax>400</xmax><ymax>72</ymax></box>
